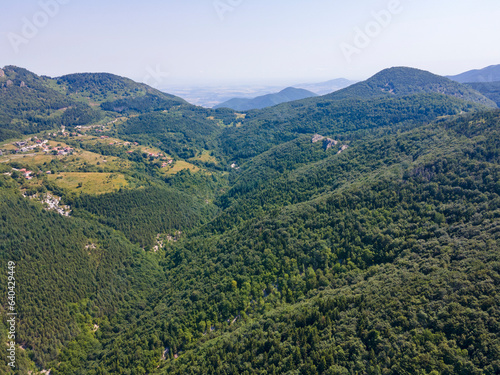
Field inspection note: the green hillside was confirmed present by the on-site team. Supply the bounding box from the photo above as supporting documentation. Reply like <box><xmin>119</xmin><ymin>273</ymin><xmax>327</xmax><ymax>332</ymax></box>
<box><xmin>465</xmin><ymin>81</ymin><xmax>500</xmax><ymax>107</ymax></box>
<box><xmin>220</xmin><ymin>93</ymin><xmax>486</xmax><ymax>160</ymax></box>
<box><xmin>324</xmin><ymin>67</ymin><xmax>497</xmax><ymax>107</ymax></box>
<box><xmin>0</xmin><ymin>66</ymin><xmax>98</xmax><ymax>140</ymax></box>
<box><xmin>447</xmin><ymin>64</ymin><xmax>500</xmax><ymax>83</ymax></box>
<box><xmin>1</xmin><ymin>66</ymin><xmax>500</xmax><ymax>375</ymax></box>
<box><xmin>0</xmin><ymin>185</ymin><xmax>165</xmax><ymax>370</ymax></box>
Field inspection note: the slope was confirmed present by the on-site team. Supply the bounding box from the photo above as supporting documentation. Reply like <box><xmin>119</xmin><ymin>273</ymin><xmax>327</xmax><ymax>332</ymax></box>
<box><xmin>295</xmin><ymin>78</ymin><xmax>357</xmax><ymax>95</ymax></box>
<box><xmin>214</xmin><ymin>87</ymin><xmax>318</xmax><ymax>111</ymax></box>
<box><xmin>0</xmin><ymin>66</ymin><xmax>100</xmax><ymax>141</ymax></box>
<box><xmin>218</xmin><ymin>67</ymin><xmax>497</xmax><ymax>161</ymax></box>
<box><xmin>156</xmin><ymin>110</ymin><xmax>500</xmax><ymax>374</ymax></box>
<box><xmin>49</xmin><ymin>109</ymin><xmax>500</xmax><ymax>374</ymax></box>
<box><xmin>447</xmin><ymin>64</ymin><xmax>500</xmax><ymax>83</ymax></box>
<box><xmin>323</xmin><ymin>67</ymin><xmax>497</xmax><ymax>107</ymax></box>
<box><xmin>0</xmin><ymin>184</ymin><xmax>165</xmax><ymax>369</ymax></box>
<box><xmin>465</xmin><ymin>81</ymin><xmax>500</xmax><ymax>107</ymax></box>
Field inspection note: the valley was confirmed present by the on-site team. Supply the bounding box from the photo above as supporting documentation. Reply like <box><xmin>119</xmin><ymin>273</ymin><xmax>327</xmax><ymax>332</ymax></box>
<box><xmin>0</xmin><ymin>64</ymin><xmax>500</xmax><ymax>375</ymax></box>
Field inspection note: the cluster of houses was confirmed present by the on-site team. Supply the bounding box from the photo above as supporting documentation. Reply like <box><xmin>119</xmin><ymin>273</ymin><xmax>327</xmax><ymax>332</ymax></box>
<box><xmin>4</xmin><ymin>138</ymin><xmax>74</xmax><ymax>156</ymax></box>
<box><xmin>101</xmin><ymin>136</ymin><xmax>141</xmax><ymax>148</ymax></box>
<box><xmin>16</xmin><ymin>168</ymin><xmax>34</xmax><ymax>180</ymax></box>
<box><xmin>13</xmin><ymin>140</ymin><xmax>46</xmax><ymax>153</ymax></box>
<box><xmin>12</xmin><ymin>168</ymin><xmax>53</xmax><ymax>180</ymax></box>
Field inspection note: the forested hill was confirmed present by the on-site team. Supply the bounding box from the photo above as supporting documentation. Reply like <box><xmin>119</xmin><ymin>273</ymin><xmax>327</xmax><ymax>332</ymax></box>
<box><xmin>1</xmin><ymin>65</ymin><xmax>500</xmax><ymax>374</ymax></box>
<box><xmin>217</xmin><ymin>67</ymin><xmax>497</xmax><ymax>161</ymax></box>
<box><xmin>447</xmin><ymin>64</ymin><xmax>500</xmax><ymax>83</ymax></box>
<box><xmin>322</xmin><ymin>67</ymin><xmax>497</xmax><ymax>107</ymax></box>
<box><xmin>0</xmin><ymin>66</ymin><xmax>198</xmax><ymax>143</ymax></box>
<box><xmin>465</xmin><ymin>81</ymin><xmax>500</xmax><ymax>107</ymax></box>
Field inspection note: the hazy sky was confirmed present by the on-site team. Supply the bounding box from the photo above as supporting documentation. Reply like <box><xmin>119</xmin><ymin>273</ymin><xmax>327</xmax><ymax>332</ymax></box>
<box><xmin>1</xmin><ymin>0</ymin><xmax>499</xmax><ymax>87</ymax></box>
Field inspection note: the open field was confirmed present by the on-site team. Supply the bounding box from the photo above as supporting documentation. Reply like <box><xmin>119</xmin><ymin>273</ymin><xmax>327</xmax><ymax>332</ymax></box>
<box><xmin>188</xmin><ymin>150</ymin><xmax>218</xmax><ymax>164</ymax></box>
<box><xmin>47</xmin><ymin>172</ymin><xmax>129</xmax><ymax>194</ymax></box>
<box><xmin>163</xmin><ymin>160</ymin><xmax>200</xmax><ymax>175</ymax></box>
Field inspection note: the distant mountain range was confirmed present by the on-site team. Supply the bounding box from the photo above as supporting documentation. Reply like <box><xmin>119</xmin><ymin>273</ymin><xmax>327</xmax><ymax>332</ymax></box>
<box><xmin>294</xmin><ymin>78</ymin><xmax>358</xmax><ymax>95</ymax></box>
<box><xmin>447</xmin><ymin>64</ymin><xmax>500</xmax><ymax>83</ymax></box>
<box><xmin>166</xmin><ymin>78</ymin><xmax>356</xmax><ymax>108</ymax></box>
<box><xmin>213</xmin><ymin>87</ymin><xmax>318</xmax><ymax>111</ymax></box>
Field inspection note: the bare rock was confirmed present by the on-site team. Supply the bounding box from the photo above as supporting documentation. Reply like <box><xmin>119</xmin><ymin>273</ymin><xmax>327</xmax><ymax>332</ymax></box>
<box><xmin>338</xmin><ymin>145</ymin><xmax>349</xmax><ymax>154</ymax></box>
<box><xmin>323</xmin><ymin>138</ymin><xmax>338</xmax><ymax>150</ymax></box>
<box><xmin>312</xmin><ymin>134</ymin><xmax>324</xmax><ymax>143</ymax></box>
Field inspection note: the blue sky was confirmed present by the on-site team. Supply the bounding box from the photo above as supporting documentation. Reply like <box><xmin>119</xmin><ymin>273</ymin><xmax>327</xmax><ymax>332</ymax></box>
<box><xmin>1</xmin><ymin>0</ymin><xmax>499</xmax><ymax>86</ymax></box>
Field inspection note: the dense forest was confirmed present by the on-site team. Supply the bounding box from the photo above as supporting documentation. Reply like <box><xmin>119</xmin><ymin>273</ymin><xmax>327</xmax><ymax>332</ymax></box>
<box><xmin>465</xmin><ymin>81</ymin><xmax>500</xmax><ymax>107</ymax></box>
<box><xmin>71</xmin><ymin>187</ymin><xmax>218</xmax><ymax>248</ymax></box>
<box><xmin>1</xmin><ymin>66</ymin><xmax>500</xmax><ymax>374</ymax></box>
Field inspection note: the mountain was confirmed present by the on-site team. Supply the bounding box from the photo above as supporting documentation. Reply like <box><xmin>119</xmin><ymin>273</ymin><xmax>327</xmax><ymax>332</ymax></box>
<box><xmin>213</xmin><ymin>87</ymin><xmax>318</xmax><ymax>111</ymax></box>
<box><xmin>295</xmin><ymin>78</ymin><xmax>357</xmax><ymax>95</ymax></box>
<box><xmin>1</xmin><ymin>65</ymin><xmax>500</xmax><ymax>374</ymax></box>
<box><xmin>447</xmin><ymin>64</ymin><xmax>500</xmax><ymax>83</ymax></box>
<box><xmin>0</xmin><ymin>66</ymin><xmax>190</xmax><ymax>142</ymax></box>
<box><xmin>323</xmin><ymin>66</ymin><xmax>497</xmax><ymax>107</ymax></box>
<box><xmin>464</xmin><ymin>81</ymin><xmax>500</xmax><ymax>107</ymax></box>
<box><xmin>164</xmin><ymin>84</ymin><xmax>285</xmax><ymax>108</ymax></box>
<box><xmin>219</xmin><ymin>67</ymin><xmax>497</xmax><ymax>160</ymax></box>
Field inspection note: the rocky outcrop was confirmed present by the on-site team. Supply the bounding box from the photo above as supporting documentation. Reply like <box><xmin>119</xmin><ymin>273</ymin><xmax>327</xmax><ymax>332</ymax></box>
<box><xmin>0</xmin><ymin>69</ymin><xmax>4</xmax><ymax>78</ymax></box>
<box><xmin>323</xmin><ymin>138</ymin><xmax>338</xmax><ymax>150</ymax></box>
<box><xmin>313</xmin><ymin>134</ymin><xmax>348</xmax><ymax>152</ymax></box>
<box><xmin>312</xmin><ymin>134</ymin><xmax>324</xmax><ymax>143</ymax></box>
<box><xmin>338</xmin><ymin>145</ymin><xmax>349</xmax><ymax>154</ymax></box>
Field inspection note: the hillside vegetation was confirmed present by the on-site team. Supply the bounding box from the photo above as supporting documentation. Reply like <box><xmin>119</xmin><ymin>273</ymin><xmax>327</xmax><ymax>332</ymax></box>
<box><xmin>1</xmin><ymin>66</ymin><xmax>500</xmax><ymax>374</ymax></box>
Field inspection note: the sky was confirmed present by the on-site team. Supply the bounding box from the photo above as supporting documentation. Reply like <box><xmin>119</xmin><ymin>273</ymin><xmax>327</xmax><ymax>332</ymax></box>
<box><xmin>1</xmin><ymin>0</ymin><xmax>500</xmax><ymax>88</ymax></box>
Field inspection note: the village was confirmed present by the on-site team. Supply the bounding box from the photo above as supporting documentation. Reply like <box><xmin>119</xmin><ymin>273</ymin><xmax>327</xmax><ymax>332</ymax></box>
<box><xmin>0</xmin><ymin>131</ymin><xmax>175</xmax><ymax>166</ymax></box>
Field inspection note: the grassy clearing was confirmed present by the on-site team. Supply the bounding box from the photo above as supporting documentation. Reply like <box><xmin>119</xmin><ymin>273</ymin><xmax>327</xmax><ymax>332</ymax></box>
<box><xmin>67</xmin><ymin>151</ymin><xmax>132</xmax><ymax>170</ymax></box>
<box><xmin>0</xmin><ymin>146</ymin><xmax>131</xmax><ymax>172</ymax></box>
<box><xmin>76</xmin><ymin>135</ymin><xmax>169</xmax><ymax>157</ymax></box>
<box><xmin>163</xmin><ymin>160</ymin><xmax>200</xmax><ymax>175</ymax></box>
<box><xmin>48</xmin><ymin>172</ymin><xmax>129</xmax><ymax>195</ymax></box>
<box><xmin>189</xmin><ymin>150</ymin><xmax>217</xmax><ymax>164</ymax></box>
<box><xmin>0</xmin><ymin>154</ymin><xmax>54</xmax><ymax>165</ymax></box>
